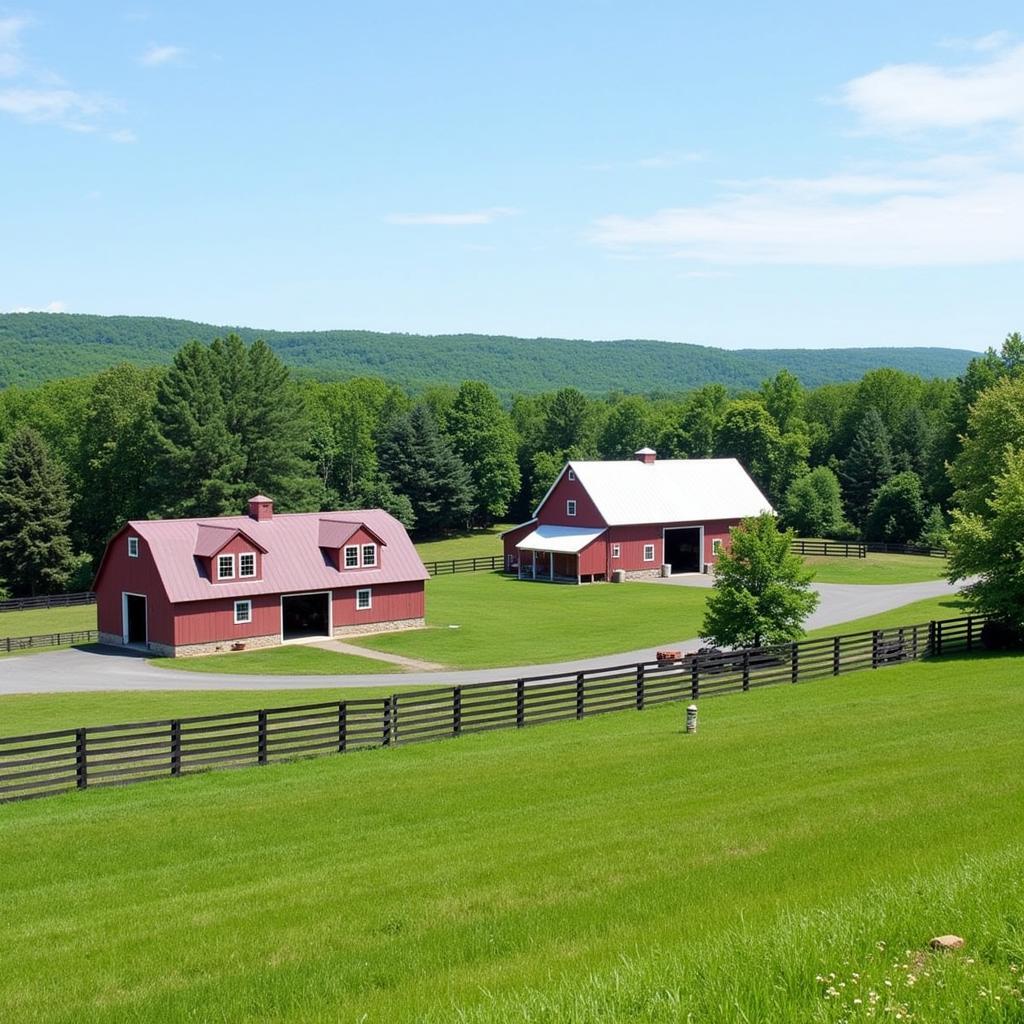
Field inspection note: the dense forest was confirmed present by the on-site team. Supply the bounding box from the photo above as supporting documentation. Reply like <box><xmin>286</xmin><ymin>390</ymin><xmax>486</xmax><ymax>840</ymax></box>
<box><xmin>0</xmin><ymin>312</ymin><xmax>977</xmax><ymax>393</ymax></box>
<box><xmin>0</xmin><ymin>329</ymin><xmax>1021</xmax><ymax>598</ymax></box>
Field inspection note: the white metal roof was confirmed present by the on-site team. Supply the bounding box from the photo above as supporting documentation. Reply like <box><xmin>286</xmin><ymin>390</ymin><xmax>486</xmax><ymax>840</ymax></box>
<box><xmin>539</xmin><ymin>457</ymin><xmax>774</xmax><ymax>526</ymax></box>
<box><xmin>516</xmin><ymin>524</ymin><xmax>607</xmax><ymax>553</ymax></box>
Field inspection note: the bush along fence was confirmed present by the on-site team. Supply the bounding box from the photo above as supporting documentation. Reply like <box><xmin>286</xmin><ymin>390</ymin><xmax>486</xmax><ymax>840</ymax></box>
<box><xmin>423</xmin><ymin>555</ymin><xmax>503</xmax><ymax>576</ymax></box>
<box><xmin>0</xmin><ymin>591</ymin><xmax>96</xmax><ymax>613</ymax></box>
<box><xmin>1</xmin><ymin>630</ymin><xmax>99</xmax><ymax>654</ymax></box>
<box><xmin>0</xmin><ymin>614</ymin><xmax>993</xmax><ymax>805</ymax></box>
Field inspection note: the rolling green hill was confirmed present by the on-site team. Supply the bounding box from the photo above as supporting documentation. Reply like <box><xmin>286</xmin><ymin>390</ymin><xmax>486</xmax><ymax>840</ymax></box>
<box><xmin>0</xmin><ymin>311</ymin><xmax>977</xmax><ymax>392</ymax></box>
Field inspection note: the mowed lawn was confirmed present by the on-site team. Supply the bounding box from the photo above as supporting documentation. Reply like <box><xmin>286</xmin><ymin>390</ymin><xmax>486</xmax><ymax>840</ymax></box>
<box><xmin>351</xmin><ymin>571</ymin><xmax>708</xmax><ymax>668</ymax></box>
<box><xmin>149</xmin><ymin>645</ymin><xmax>394</xmax><ymax>676</ymax></box>
<box><xmin>414</xmin><ymin>524</ymin><xmax>511</xmax><ymax>562</ymax></box>
<box><xmin>0</xmin><ymin>603</ymin><xmax>96</xmax><ymax>638</ymax></box>
<box><xmin>804</xmin><ymin>551</ymin><xmax>949</xmax><ymax>584</ymax></box>
<box><xmin>805</xmin><ymin>593</ymin><xmax>970</xmax><ymax>639</ymax></box>
<box><xmin>1</xmin><ymin>654</ymin><xmax>1022</xmax><ymax>1023</ymax></box>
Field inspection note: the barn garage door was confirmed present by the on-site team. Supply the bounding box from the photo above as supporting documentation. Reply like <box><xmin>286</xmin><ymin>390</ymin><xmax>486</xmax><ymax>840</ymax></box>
<box><xmin>664</xmin><ymin>528</ymin><xmax>702</xmax><ymax>574</ymax></box>
<box><xmin>281</xmin><ymin>592</ymin><xmax>330</xmax><ymax>641</ymax></box>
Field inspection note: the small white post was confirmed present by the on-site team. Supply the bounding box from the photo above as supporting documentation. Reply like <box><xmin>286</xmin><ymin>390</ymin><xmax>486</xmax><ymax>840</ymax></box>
<box><xmin>550</xmin><ymin>552</ymin><xmax>554</xmax><ymax>581</ymax></box>
<box><xmin>532</xmin><ymin>549</ymin><xmax>536</xmax><ymax>580</ymax></box>
<box><xmin>686</xmin><ymin>703</ymin><xmax>698</xmax><ymax>734</ymax></box>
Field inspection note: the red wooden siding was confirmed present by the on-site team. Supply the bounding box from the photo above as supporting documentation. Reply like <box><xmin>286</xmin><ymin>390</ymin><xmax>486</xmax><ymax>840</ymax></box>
<box><xmin>333</xmin><ymin>580</ymin><xmax>424</xmax><ymax>627</ymax></box>
<box><xmin>173</xmin><ymin>593</ymin><xmax>280</xmax><ymax>645</ymax></box>
<box><xmin>502</xmin><ymin>522</ymin><xmax>536</xmax><ymax>569</ymax></box>
<box><xmin>208</xmin><ymin>533</ymin><xmax>263</xmax><ymax>584</ymax></box>
<box><xmin>606</xmin><ymin>519</ymin><xmax>738</xmax><ymax>573</ymax></box>
<box><xmin>537</xmin><ymin>470</ymin><xmax>605</xmax><ymax>527</ymax></box>
<box><xmin>94</xmin><ymin>526</ymin><xmax>176</xmax><ymax>646</ymax></box>
<box><xmin>332</xmin><ymin>526</ymin><xmax>383</xmax><ymax>572</ymax></box>
<box><xmin>578</xmin><ymin>537</ymin><xmax>608</xmax><ymax>576</ymax></box>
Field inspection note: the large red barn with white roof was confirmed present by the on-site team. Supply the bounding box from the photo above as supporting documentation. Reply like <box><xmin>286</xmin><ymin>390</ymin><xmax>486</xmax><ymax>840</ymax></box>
<box><xmin>93</xmin><ymin>495</ymin><xmax>428</xmax><ymax>657</ymax></box>
<box><xmin>502</xmin><ymin>449</ymin><xmax>773</xmax><ymax>583</ymax></box>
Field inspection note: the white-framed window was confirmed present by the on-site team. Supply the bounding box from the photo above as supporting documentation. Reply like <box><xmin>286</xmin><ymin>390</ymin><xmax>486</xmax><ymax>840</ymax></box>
<box><xmin>611</xmin><ymin>543</ymin><xmax>621</xmax><ymax>558</ymax></box>
<box><xmin>567</xmin><ymin>470</ymin><xmax>575</xmax><ymax>481</ymax></box>
<box><xmin>239</xmin><ymin>552</ymin><xmax>256</xmax><ymax>577</ymax></box>
<box><xmin>566</xmin><ymin>499</ymin><xmax>577</xmax><ymax>517</ymax></box>
<box><xmin>234</xmin><ymin>599</ymin><xmax>252</xmax><ymax>624</ymax></box>
<box><xmin>127</xmin><ymin>536</ymin><xmax>139</xmax><ymax>558</ymax></box>
<box><xmin>356</xmin><ymin>587</ymin><xmax>372</xmax><ymax>611</ymax></box>
<box><xmin>344</xmin><ymin>545</ymin><xmax>359</xmax><ymax>568</ymax></box>
<box><xmin>362</xmin><ymin>544</ymin><xmax>377</xmax><ymax>567</ymax></box>
<box><xmin>643</xmin><ymin>544</ymin><xmax>655</xmax><ymax>562</ymax></box>
<box><xmin>712</xmin><ymin>539</ymin><xmax>722</xmax><ymax>556</ymax></box>
<box><xmin>217</xmin><ymin>554</ymin><xmax>235</xmax><ymax>579</ymax></box>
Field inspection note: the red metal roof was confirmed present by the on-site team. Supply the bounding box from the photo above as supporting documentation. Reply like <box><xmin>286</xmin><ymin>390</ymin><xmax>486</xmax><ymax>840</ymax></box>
<box><xmin>193</xmin><ymin>524</ymin><xmax>268</xmax><ymax>558</ymax></box>
<box><xmin>129</xmin><ymin>508</ymin><xmax>427</xmax><ymax>603</ymax></box>
<box><xmin>316</xmin><ymin>518</ymin><xmax>387</xmax><ymax>550</ymax></box>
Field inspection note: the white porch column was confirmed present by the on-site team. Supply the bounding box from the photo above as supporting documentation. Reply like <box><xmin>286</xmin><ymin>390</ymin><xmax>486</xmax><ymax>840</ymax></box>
<box><xmin>550</xmin><ymin>552</ymin><xmax>554</xmax><ymax>581</ymax></box>
<box><xmin>532</xmin><ymin>549</ymin><xmax>536</xmax><ymax>580</ymax></box>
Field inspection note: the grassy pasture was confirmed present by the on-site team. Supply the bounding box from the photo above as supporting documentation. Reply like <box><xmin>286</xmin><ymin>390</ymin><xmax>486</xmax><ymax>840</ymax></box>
<box><xmin>149</xmin><ymin>644</ymin><xmax>393</xmax><ymax>676</ymax></box>
<box><xmin>0</xmin><ymin>603</ymin><xmax>96</xmax><ymax>638</ymax></box>
<box><xmin>805</xmin><ymin>593</ymin><xmax>970</xmax><ymax>640</ymax></box>
<box><xmin>414</xmin><ymin>523</ymin><xmax>511</xmax><ymax>562</ymax></box>
<box><xmin>1</xmin><ymin>654</ymin><xmax>1022</xmax><ymax>1022</ymax></box>
<box><xmin>350</xmin><ymin>571</ymin><xmax>708</xmax><ymax>668</ymax></box>
<box><xmin>805</xmin><ymin>551</ymin><xmax>950</xmax><ymax>584</ymax></box>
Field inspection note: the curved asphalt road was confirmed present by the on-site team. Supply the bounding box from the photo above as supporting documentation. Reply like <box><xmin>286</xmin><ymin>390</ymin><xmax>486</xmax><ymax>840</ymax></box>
<box><xmin>0</xmin><ymin>578</ymin><xmax>965</xmax><ymax>696</ymax></box>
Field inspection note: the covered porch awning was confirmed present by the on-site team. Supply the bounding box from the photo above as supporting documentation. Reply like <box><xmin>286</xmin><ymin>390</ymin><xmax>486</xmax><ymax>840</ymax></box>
<box><xmin>515</xmin><ymin>525</ymin><xmax>606</xmax><ymax>583</ymax></box>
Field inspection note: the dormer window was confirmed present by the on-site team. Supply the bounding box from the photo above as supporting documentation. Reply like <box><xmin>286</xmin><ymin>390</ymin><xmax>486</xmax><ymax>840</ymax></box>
<box><xmin>217</xmin><ymin>554</ymin><xmax>235</xmax><ymax>580</ymax></box>
<box><xmin>127</xmin><ymin>536</ymin><xmax>139</xmax><ymax>558</ymax></box>
<box><xmin>239</xmin><ymin>552</ymin><xmax>256</xmax><ymax>578</ymax></box>
<box><xmin>362</xmin><ymin>544</ymin><xmax>377</xmax><ymax>567</ymax></box>
<box><xmin>344</xmin><ymin>545</ymin><xmax>359</xmax><ymax>568</ymax></box>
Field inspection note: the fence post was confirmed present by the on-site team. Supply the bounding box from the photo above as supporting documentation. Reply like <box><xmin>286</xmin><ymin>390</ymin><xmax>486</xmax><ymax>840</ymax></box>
<box><xmin>742</xmin><ymin>649</ymin><xmax>750</xmax><ymax>692</ymax></box>
<box><xmin>516</xmin><ymin>679</ymin><xmax>525</xmax><ymax>728</ymax></box>
<box><xmin>832</xmin><ymin>635</ymin><xmax>841</xmax><ymax>676</ymax></box>
<box><xmin>382</xmin><ymin>697</ymin><xmax>393</xmax><ymax>747</ymax></box>
<box><xmin>337</xmin><ymin>702</ymin><xmax>347</xmax><ymax>753</ymax></box>
<box><xmin>75</xmin><ymin>728</ymin><xmax>88</xmax><ymax>789</ymax></box>
<box><xmin>791</xmin><ymin>643</ymin><xmax>799</xmax><ymax>684</ymax></box>
<box><xmin>391</xmin><ymin>695</ymin><xmax>400</xmax><ymax>745</ymax></box>
<box><xmin>871</xmin><ymin>631</ymin><xmax>880</xmax><ymax>669</ymax></box>
<box><xmin>636</xmin><ymin>663</ymin><xmax>645</xmax><ymax>710</ymax></box>
<box><xmin>170</xmin><ymin>720</ymin><xmax>181</xmax><ymax>776</ymax></box>
<box><xmin>690</xmin><ymin>657</ymin><xmax>700</xmax><ymax>701</ymax></box>
<box><xmin>576</xmin><ymin>672</ymin><xmax>585</xmax><ymax>719</ymax></box>
<box><xmin>452</xmin><ymin>686</ymin><xmax>462</xmax><ymax>736</ymax></box>
<box><xmin>936</xmin><ymin>620</ymin><xmax>943</xmax><ymax>656</ymax></box>
<box><xmin>967</xmin><ymin>616</ymin><xmax>974</xmax><ymax>652</ymax></box>
<box><xmin>257</xmin><ymin>710</ymin><xmax>268</xmax><ymax>764</ymax></box>
<box><xmin>927</xmin><ymin>620</ymin><xmax>936</xmax><ymax>657</ymax></box>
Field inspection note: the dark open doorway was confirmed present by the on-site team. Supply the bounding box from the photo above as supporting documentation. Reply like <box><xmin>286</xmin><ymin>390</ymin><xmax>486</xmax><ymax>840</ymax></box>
<box><xmin>124</xmin><ymin>593</ymin><xmax>147</xmax><ymax>645</ymax></box>
<box><xmin>664</xmin><ymin>527</ymin><xmax>702</xmax><ymax>574</ymax></box>
<box><xmin>281</xmin><ymin>592</ymin><xmax>330</xmax><ymax>641</ymax></box>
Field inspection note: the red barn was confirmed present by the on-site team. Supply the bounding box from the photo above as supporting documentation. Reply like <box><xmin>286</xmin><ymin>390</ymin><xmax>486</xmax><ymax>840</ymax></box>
<box><xmin>502</xmin><ymin>450</ymin><xmax>773</xmax><ymax>583</ymax></box>
<box><xmin>94</xmin><ymin>496</ymin><xmax>427</xmax><ymax>657</ymax></box>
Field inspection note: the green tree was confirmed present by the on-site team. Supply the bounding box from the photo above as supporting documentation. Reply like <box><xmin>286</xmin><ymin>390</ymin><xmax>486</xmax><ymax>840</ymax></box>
<box><xmin>864</xmin><ymin>471</ymin><xmax>926</xmax><ymax>543</ymax></box>
<box><xmin>781</xmin><ymin>466</ymin><xmax>846</xmax><ymax>538</ymax></box>
<box><xmin>714</xmin><ymin>400</ymin><xmax>782</xmax><ymax>497</ymax></box>
<box><xmin>840</xmin><ymin>408</ymin><xmax>894</xmax><ymax>528</ymax></box>
<box><xmin>598</xmin><ymin>396</ymin><xmax>653</xmax><ymax>459</ymax></box>
<box><xmin>918</xmin><ymin>504</ymin><xmax>948</xmax><ymax>549</ymax></box>
<box><xmin>948</xmin><ymin>375</ymin><xmax>1024</xmax><ymax>515</ymax></box>
<box><xmin>543</xmin><ymin>387</ymin><xmax>594</xmax><ymax>453</ymax></box>
<box><xmin>659</xmin><ymin>384</ymin><xmax>728</xmax><ymax>457</ymax></box>
<box><xmin>760</xmin><ymin>369</ymin><xmax>804</xmax><ymax>434</ymax></box>
<box><xmin>947</xmin><ymin>447</ymin><xmax>1024</xmax><ymax>630</ymax></box>
<box><xmin>446</xmin><ymin>381</ymin><xmax>521</xmax><ymax>523</ymax></box>
<box><xmin>0</xmin><ymin>426</ymin><xmax>83</xmax><ymax>595</ymax></box>
<box><xmin>701</xmin><ymin>513</ymin><xmax>819</xmax><ymax>648</ymax></box>
<box><xmin>378</xmin><ymin>403</ymin><xmax>473</xmax><ymax>536</ymax></box>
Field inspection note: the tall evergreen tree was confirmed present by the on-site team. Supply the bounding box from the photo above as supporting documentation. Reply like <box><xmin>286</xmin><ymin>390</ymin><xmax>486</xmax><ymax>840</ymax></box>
<box><xmin>543</xmin><ymin>387</ymin><xmax>594</xmax><ymax>454</ymax></box>
<box><xmin>0</xmin><ymin>427</ymin><xmax>81</xmax><ymax>595</ymax></box>
<box><xmin>840</xmin><ymin>408</ymin><xmax>894</xmax><ymax>528</ymax></box>
<box><xmin>445</xmin><ymin>381</ymin><xmax>521</xmax><ymax>523</ymax></box>
<box><xmin>378</xmin><ymin>403</ymin><xmax>473</xmax><ymax>536</ymax></box>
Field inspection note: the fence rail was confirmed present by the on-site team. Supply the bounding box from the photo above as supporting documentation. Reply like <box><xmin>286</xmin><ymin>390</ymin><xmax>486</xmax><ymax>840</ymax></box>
<box><xmin>1</xmin><ymin>629</ymin><xmax>99</xmax><ymax>654</ymax></box>
<box><xmin>0</xmin><ymin>591</ymin><xmax>95</xmax><ymax>613</ymax></box>
<box><xmin>791</xmin><ymin>540</ymin><xmax>867</xmax><ymax>558</ymax></box>
<box><xmin>423</xmin><ymin>555</ymin><xmax>503</xmax><ymax>576</ymax></box>
<box><xmin>863</xmin><ymin>541</ymin><xmax>949</xmax><ymax>558</ymax></box>
<box><xmin>0</xmin><ymin>614</ymin><xmax>991</xmax><ymax>805</ymax></box>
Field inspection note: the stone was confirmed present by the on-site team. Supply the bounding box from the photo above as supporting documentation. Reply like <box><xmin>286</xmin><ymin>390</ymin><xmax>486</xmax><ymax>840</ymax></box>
<box><xmin>929</xmin><ymin>935</ymin><xmax>965</xmax><ymax>951</ymax></box>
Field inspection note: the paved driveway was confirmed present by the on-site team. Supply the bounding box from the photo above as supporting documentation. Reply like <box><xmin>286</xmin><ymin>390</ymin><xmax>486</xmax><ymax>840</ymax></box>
<box><xmin>0</xmin><ymin>578</ymin><xmax>964</xmax><ymax>695</ymax></box>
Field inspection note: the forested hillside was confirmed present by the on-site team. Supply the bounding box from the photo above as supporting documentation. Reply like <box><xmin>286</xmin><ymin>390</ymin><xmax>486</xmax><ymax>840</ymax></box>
<box><xmin>0</xmin><ymin>313</ymin><xmax>976</xmax><ymax>393</ymax></box>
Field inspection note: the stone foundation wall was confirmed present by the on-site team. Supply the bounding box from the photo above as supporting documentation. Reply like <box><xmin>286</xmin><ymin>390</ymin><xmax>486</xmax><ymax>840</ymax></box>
<box><xmin>333</xmin><ymin>616</ymin><xmax>425</xmax><ymax>638</ymax></box>
<box><xmin>98</xmin><ymin>631</ymin><xmax>123</xmax><ymax>647</ymax></box>
<box><xmin>624</xmin><ymin>568</ymin><xmax>663</xmax><ymax>581</ymax></box>
<box><xmin>149</xmin><ymin>633</ymin><xmax>281</xmax><ymax>659</ymax></box>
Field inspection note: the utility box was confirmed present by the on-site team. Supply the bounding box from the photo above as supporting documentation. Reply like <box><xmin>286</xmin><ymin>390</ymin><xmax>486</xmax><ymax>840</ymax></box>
<box><xmin>660</xmin><ymin>563</ymin><xmax>671</xmax><ymax>578</ymax></box>
<box><xmin>611</xmin><ymin>569</ymin><xmax>626</xmax><ymax>583</ymax></box>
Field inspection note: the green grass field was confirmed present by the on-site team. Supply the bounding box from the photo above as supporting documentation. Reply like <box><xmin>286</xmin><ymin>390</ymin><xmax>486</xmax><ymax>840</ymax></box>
<box><xmin>1</xmin><ymin>653</ymin><xmax>1021</xmax><ymax>1023</ymax></box>
<box><xmin>414</xmin><ymin>523</ymin><xmax>511</xmax><ymax>562</ymax></box>
<box><xmin>350</xmin><ymin>571</ymin><xmax>708</xmax><ymax>668</ymax></box>
<box><xmin>805</xmin><ymin>551</ymin><xmax>950</xmax><ymax>584</ymax></box>
<box><xmin>149</xmin><ymin>644</ymin><xmax>393</xmax><ymax>676</ymax></box>
<box><xmin>0</xmin><ymin>603</ymin><xmax>96</xmax><ymax>637</ymax></box>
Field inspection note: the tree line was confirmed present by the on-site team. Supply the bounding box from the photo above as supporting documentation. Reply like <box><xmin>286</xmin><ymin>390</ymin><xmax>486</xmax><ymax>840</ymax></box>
<box><xmin>0</xmin><ymin>331</ymin><xmax>1020</xmax><ymax>598</ymax></box>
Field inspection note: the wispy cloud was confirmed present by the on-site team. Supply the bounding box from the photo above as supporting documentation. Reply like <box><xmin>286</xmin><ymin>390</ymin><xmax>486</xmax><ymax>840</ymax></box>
<box><xmin>385</xmin><ymin>207</ymin><xmax>518</xmax><ymax>226</ymax></box>
<box><xmin>591</xmin><ymin>41</ymin><xmax>1024</xmax><ymax>269</ymax></box>
<box><xmin>10</xmin><ymin>301</ymin><xmax>65</xmax><ymax>313</ymax></box>
<box><xmin>139</xmin><ymin>44</ymin><xmax>184</xmax><ymax>67</ymax></box>
<box><xmin>588</xmin><ymin>151</ymin><xmax>705</xmax><ymax>172</ymax></box>
<box><xmin>0</xmin><ymin>15</ymin><xmax>27</xmax><ymax>77</ymax></box>
<box><xmin>0</xmin><ymin>86</ymin><xmax>110</xmax><ymax>123</ymax></box>
<box><xmin>940</xmin><ymin>30</ymin><xmax>1011</xmax><ymax>52</ymax></box>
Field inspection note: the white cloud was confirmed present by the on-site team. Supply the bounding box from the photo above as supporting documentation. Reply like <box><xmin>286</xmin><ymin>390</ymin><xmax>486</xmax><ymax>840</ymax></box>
<box><xmin>940</xmin><ymin>31</ymin><xmax>1011</xmax><ymax>52</ymax></box>
<box><xmin>108</xmin><ymin>128</ymin><xmax>137</xmax><ymax>143</ymax></box>
<box><xmin>0</xmin><ymin>15</ymin><xmax>27</xmax><ymax>77</ymax></box>
<box><xmin>0</xmin><ymin>86</ymin><xmax>109</xmax><ymax>123</ymax></box>
<box><xmin>385</xmin><ymin>207</ymin><xmax>518</xmax><ymax>226</ymax></box>
<box><xmin>841</xmin><ymin>42</ymin><xmax>1024</xmax><ymax>132</ymax></box>
<box><xmin>139</xmin><ymin>44</ymin><xmax>184</xmax><ymax>67</ymax></box>
<box><xmin>10</xmin><ymin>301</ymin><xmax>65</xmax><ymax>313</ymax></box>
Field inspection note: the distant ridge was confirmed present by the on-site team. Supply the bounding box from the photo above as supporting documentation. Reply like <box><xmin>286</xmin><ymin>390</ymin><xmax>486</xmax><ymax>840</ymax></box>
<box><xmin>0</xmin><ymin>312</ymin><xmax>977</xmax><ymax>393</ymax></box>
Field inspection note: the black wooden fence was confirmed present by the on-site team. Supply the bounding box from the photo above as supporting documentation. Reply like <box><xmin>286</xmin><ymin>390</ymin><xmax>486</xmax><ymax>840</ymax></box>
<box><xmin>864</xmin><ymin>541</ymin><xmax>949</xmax><ymax>558</ymax></box>
<box><xmin>0</xmin><ymin>614</ymin><xmax>989</xmax><ymax>804</ymax></box>
<box><xmin>1</xmin><ymin>630</ymin><xmax>98</xmax><ymax>654</ymax></box>
<box><xmin>791</xmin><ymin>540</ymin><xmax>867</xmax><ymax>558</ymax></box>
<box><xmin>423</xmin><ymin>555</ymin><xmax>503</xmax><ymax>576</ymax></box>
<box><xmin>0</xmin><ymin>591</ymin><xmax>96</xmax><ymax>613</ymax></box>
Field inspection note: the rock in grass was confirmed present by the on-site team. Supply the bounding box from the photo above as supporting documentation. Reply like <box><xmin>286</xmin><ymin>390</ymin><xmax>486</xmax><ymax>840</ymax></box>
<box><xmin>929</xmin><ymin>935</ymin><xmax>965</xmax><ymax>951</ymax></box>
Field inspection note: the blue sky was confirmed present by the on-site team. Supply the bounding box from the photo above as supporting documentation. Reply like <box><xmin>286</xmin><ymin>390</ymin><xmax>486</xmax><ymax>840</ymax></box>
<box><xmin>2</xmin><ymin>2</ymin><xmax>1023</xmax><ymax>350</ymax></box>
